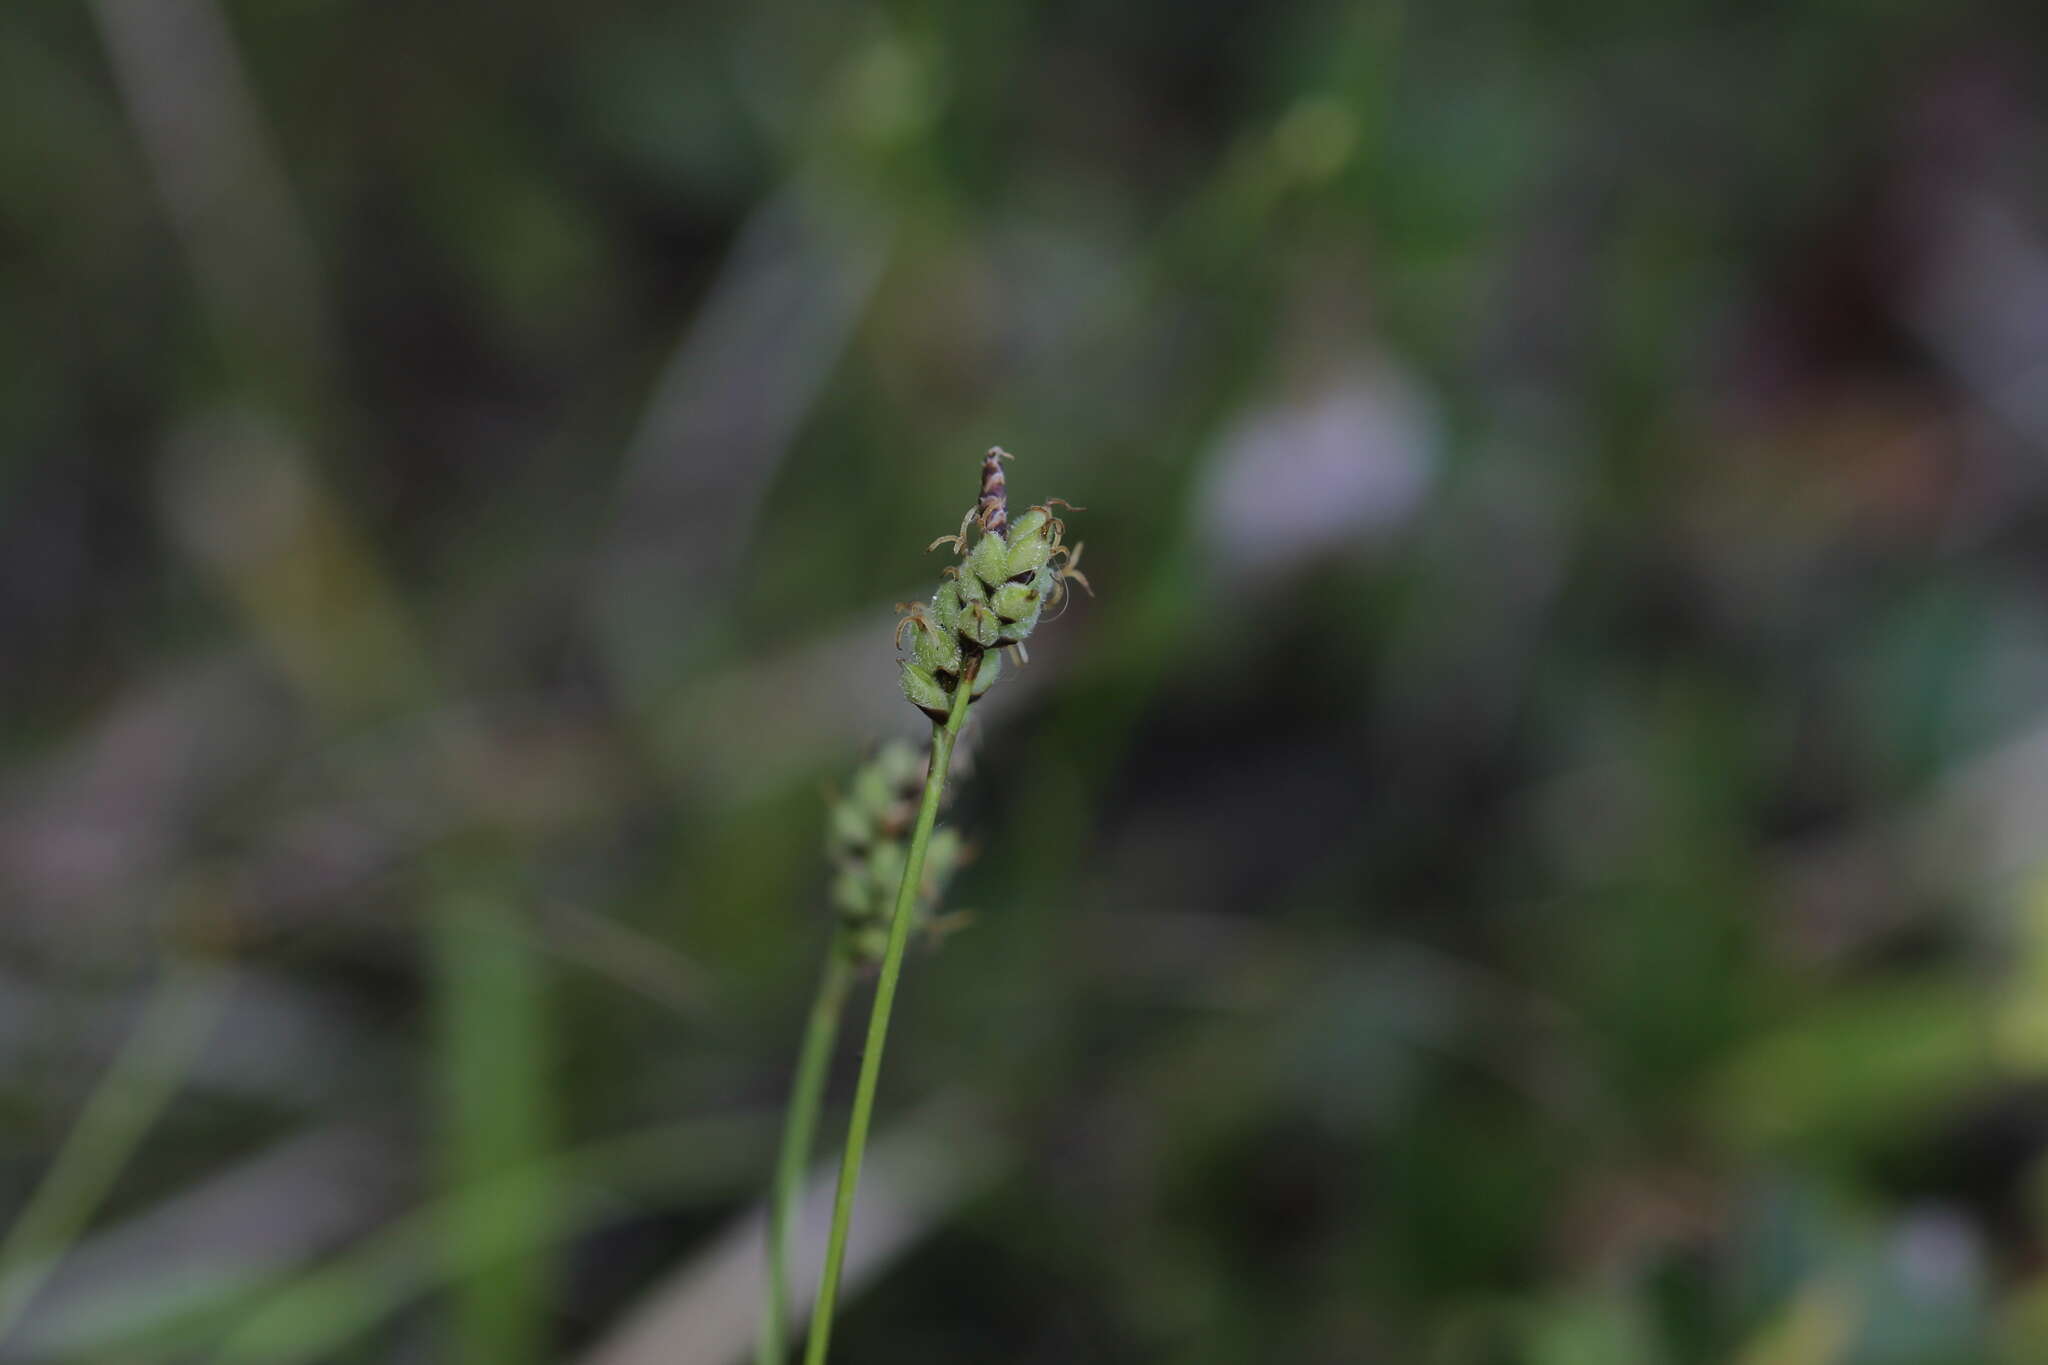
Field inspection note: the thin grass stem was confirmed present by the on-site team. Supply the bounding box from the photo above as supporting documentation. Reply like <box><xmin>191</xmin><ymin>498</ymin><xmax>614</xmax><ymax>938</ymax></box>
<box><xmin>801</xmin><ymin>664</ymin><xmax>976</xmax><ymax>1365</ymax></box>
<box><xmin>759</xmin><ymin>942</ymin><xmax>854</xmax><ymax>1364</ymax></box>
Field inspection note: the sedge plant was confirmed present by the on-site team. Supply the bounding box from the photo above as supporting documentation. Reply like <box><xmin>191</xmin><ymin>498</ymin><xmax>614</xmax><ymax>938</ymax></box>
<box><xmin>764</xmin><ymin>449</ymin><xmax>1087</xmax><ymax>1364</ymax></box>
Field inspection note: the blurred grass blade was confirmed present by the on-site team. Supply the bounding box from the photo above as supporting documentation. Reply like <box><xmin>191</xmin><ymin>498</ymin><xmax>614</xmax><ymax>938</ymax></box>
<box><xmin>589</xmin><ymin>181</ymin><xmax>889</xmax><ymax>695</ymax></box>
<box><xmin>89</xmin><ymin>0</ymin><xmax>334</xmax><ymax>408</ymax></box>
<box><xmin>0</xmin><ymin>959</ymin><xmax>229</xmax><ymax>1344</ymax></box>
<box><xmin>206</xmin><ymin>1113</ymin><xmax>770</xmax><ymax>1365</ymax></box>
<box><xmin>1</xmin><ymin>1122</ymin><xmax>399</xmax><ymax>1362</ymax></box>
<box><xmin>433</xmin><ymin>893</ymin><xmax>553</xmax><ymax>1365</ymax></box>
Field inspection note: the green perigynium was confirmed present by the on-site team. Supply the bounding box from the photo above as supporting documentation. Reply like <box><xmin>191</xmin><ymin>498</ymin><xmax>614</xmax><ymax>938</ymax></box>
<box><xmin>897</xmin><ymin>448</ymin><xmax>1088</xmax><ymax>721</ymax></box>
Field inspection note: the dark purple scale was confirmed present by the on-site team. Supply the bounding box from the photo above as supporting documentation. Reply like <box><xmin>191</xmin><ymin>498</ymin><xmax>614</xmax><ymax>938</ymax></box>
<box><xmin>977</xmin><ymin>447</ymin><xmax>1011</xmax><ymax>539</ymax></box>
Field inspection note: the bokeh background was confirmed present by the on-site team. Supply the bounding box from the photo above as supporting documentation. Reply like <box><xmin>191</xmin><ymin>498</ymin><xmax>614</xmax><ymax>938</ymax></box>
<box><xmin>9</xmin><ymin>1</ymin><xmax>2048</xmax><ymax>1361</ymax></box>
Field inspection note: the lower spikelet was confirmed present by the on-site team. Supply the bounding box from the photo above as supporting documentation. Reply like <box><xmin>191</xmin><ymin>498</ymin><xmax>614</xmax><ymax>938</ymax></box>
<box><xmin>826</xmin><ymin>742</ymin><xmax>968</xmax><ymax>964</ymax></box>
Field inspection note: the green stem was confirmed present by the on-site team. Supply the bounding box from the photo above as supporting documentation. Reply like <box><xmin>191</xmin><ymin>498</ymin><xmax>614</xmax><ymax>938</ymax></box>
<box><xmin>759</xmin><ymin>943</ymin><xmax>854</xmax><ymax>1364</ymax></box>
<box><xmin>802</xmin><ymin>666</ymin><xmax>976</xmax><ymax>1365</ymax></box>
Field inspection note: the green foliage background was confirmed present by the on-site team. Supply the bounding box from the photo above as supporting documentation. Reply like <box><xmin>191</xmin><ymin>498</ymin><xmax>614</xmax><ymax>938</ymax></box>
<box><xmin>5</xmin><ymin>0</ymin><xmax>2048</xmax><ymax>1361</ymax></box>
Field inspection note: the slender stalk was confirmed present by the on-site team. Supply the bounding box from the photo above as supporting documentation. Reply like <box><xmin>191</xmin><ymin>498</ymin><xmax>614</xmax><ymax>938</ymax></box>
<box><xmin>802</xmin><ymin>664</ymin><xmax>976</xmax><ymax>1365</ymax></box>
<box><xmin>759</xmin><ymin>943</ymin><xmax>854</xmax><ymax>1364</ymax></box>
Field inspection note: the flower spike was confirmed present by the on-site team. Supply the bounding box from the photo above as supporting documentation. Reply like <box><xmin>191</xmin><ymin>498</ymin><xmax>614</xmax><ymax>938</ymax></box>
<box><xmin>896</xmin><ymin>450</ymin><xmax>1088</xmax><ymax>720</ymax></box>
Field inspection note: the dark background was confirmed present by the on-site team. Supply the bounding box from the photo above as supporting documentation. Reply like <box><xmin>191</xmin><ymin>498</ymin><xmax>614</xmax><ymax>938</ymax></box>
<box><xmin>7</xmin><ymin>1</ymin><xmax>2048</xmax><ymax>1361</ymax></box>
